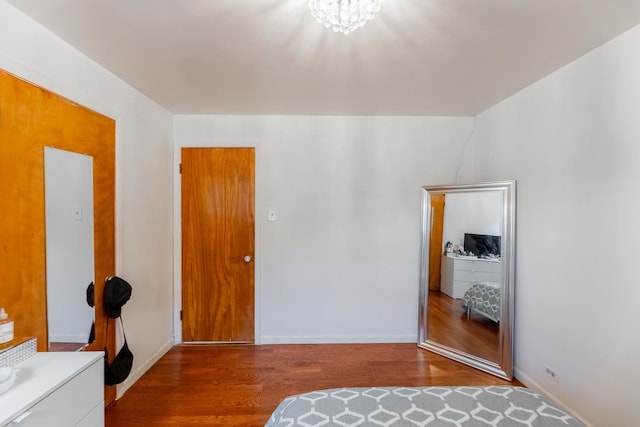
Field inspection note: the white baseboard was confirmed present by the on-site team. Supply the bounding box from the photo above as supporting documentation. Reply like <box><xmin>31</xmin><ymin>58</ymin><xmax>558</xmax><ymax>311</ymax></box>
<box><xmin>115</xmin><ymin>338</ymin><xmax>174</xmax><ymax>399</ymax></box>
<box><xmin>260</xmin><ymin>335</ymin><xmax>417</xmax><ymax>344</ymax></box>
<box><xmin>514</xmin><ymin>368</ymin><xmax>592</xmax><ymax>427</ymax></box>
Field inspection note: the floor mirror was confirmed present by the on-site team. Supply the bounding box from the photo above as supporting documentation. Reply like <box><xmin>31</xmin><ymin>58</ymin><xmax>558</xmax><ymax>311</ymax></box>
<box><xmin>418</xmin><ymin>181</ymin><xmax>516</xmax><ymax>380</ymax></box>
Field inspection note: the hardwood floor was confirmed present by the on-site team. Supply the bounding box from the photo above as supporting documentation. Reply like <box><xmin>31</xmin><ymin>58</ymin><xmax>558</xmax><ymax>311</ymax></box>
<box><xmin>427</xmin><ymin>291</ymin><xmax>499</xmax><ymax>362</ymax></box>
<box><xmin>49</xmin><ymin>342</ymin><xmax>86</xmax><ymax>352</ymax></box>
<box><xmin>105</xmin><ymin>343</ymin><xmax>519</xmax><ymax>426</ymax></box>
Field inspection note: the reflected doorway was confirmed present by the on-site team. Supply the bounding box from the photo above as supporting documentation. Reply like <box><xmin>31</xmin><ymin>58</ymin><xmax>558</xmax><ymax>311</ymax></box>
<box><xmin>44</xmin><ymin>147</ymin><xmax>95</xmax><ymax>352</ymax></box>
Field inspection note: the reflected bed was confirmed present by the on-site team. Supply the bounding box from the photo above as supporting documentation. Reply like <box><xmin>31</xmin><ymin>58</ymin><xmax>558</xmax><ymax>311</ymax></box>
<box><xmin>266</xmin><ymin>386</ymin><xmax>585</xmax><ymax>426</ymax></box>
<box><xmin>461</xmin><ymin>281</ymin><xmax>501</xmax><ymax>323</ymax></box>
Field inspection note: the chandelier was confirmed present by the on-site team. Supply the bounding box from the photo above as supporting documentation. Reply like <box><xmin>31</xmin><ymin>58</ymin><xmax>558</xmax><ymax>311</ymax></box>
<box><xmin>309</xmin><ymin>0</ymin><xmax>382</xmax><ymax>35</ymax></box>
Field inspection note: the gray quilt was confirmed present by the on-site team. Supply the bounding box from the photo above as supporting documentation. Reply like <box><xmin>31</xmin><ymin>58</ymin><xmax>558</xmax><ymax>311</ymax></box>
<box><xmin>462</xmin><ymin>282</ymin><xmax>501</xmax><ymax>322</ymax></box>
<box><xmin>266</xmin><ymin>386</ymin><xmax>585</xmax><ymax>426</ymax></box>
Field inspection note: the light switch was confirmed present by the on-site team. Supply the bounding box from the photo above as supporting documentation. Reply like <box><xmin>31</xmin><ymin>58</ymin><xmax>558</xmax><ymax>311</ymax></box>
<box><xmin>267</xmin><ymin>208</ymin><xmax>277</xmax><ymax>222</ymax></box>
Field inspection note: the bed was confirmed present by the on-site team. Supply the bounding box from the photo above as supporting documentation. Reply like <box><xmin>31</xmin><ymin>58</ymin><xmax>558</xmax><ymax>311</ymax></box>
<box><xmin>461</xmin><ymin>281</ymin><xmax>501</xmax><ymax>323</ymax></box>
<box><xmin>266</xmin><ymin>386</ymin><xmax>585</xmax><ymax>426</ymax></box>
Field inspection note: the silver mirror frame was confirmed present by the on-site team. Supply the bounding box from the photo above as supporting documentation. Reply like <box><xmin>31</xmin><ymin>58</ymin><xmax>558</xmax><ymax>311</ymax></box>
<box><xmin>418</xmin><ymin>180</ymin><xmax>516</xmax><ymax>380</ymax></box>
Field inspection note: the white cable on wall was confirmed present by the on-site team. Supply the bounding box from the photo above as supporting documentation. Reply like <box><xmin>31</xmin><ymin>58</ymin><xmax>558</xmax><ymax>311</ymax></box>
<box><xmin>455</xmin><ymin>115</ymin><xmax>477</xmax><ymax>183</ymax></box>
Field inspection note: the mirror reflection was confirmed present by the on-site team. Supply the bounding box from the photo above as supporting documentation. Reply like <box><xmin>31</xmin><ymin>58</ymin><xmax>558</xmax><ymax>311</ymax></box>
<box><xmin>418</xmin><ymin>181</ymin><xmax>515</xmax><ymax>380</ymax></box>
<box><xmin>44</xmin><ymin>147</ymin><xmax>95</xmax><ymax>352</ymax></box>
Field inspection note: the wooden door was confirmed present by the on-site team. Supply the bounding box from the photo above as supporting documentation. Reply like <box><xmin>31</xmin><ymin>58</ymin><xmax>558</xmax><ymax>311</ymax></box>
<box><xmin>181</xmin><ymin>148</ymin><xmax>255</xmax><ymax>342</ymax></box>
<box><xmin>428</xmin><ymin>194</ymin><xmax>445</xmax><ymax>291</ymax></box>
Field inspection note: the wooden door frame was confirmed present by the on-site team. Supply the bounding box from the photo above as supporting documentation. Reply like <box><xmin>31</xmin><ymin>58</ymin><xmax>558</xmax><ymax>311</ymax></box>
<box><xmin>174</xmin><ymin>142</ymin><xmax>262</xmax><ymax>344</ymax></box>
<box><xmin>0</xmin><ymin>69</ymin><xmax>116</xmax><ymax>404</ymax></box>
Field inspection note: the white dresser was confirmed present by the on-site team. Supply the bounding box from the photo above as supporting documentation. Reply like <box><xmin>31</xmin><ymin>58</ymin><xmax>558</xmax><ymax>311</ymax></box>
<box><xmin>440</xmin><ymin>255</ymin><xmax>501</xmax><ymax>299</ymax></box>
<box><xmin>0</xmin><ymin>352</ymin><xmax>104</xmax><ymax>427</ymax></box>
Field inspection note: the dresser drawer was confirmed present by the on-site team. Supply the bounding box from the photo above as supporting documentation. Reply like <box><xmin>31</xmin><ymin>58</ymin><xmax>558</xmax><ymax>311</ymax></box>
<box><xmin>474</xmin><ymin>271</ymin><xmax>501</xmax><ymax>283</ymax></box>
<box><xmin>440</xmin><ymin>255</ymin><xmax>502</xmax><ymax>299</ymax></box>
<box><xmin>453</xmin><ymin>259</ymin><xmax>500</xmax><ymax>273</ymax></box>
<box><xmin>454</xmin><ymin>270</ymin><xmax>477</xmax><ymax>282</ymax></box>
<box><xmin>77</xmin><ymin>401</ymin><xmax>105</xmax><ymax>427</ymax></box>
<box><xmin>6</xmin><ymin>358</ymin><xmax>103</xmax><ymax>427</ymax></box>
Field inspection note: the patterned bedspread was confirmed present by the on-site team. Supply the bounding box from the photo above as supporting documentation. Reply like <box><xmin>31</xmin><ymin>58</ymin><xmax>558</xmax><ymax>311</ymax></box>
<box><xmin>266</xmin><ymin>386</ymin><xmax>585</xmax><ymax>426</ymax></box>
<box><xmin>461</xmin><ymin>282</ymin><xmax>501</xmax><ymax>322</ymax></box>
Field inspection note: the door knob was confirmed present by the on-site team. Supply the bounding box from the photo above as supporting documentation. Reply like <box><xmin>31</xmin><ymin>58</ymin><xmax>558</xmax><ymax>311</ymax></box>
<box><xmin>244</xmin><ymin>255</ymin><xmax>252</xmax><ymax>263</ymax></box>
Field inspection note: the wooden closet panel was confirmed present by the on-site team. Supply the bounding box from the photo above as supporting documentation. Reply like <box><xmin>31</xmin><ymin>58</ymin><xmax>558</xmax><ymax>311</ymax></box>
<box><xmin>428</xmin><ymin>194</ymin><xmax>445</xmax><ymax>291</ymax></box>
<box><xmin>0</xmin><ymin>69</ymin><xmax>116</xmax><ymax>403</ymax></box>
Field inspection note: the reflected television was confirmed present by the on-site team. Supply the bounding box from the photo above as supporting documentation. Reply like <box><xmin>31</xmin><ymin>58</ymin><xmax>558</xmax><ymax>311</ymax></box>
<box><xmin>464</xmin><ymin>233</ymin><xmax>501</xmax><ymax>257</ymax></box>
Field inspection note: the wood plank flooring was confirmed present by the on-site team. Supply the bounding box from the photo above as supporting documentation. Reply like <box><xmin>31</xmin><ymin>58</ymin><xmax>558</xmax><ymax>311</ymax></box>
<box><xmin>427</xmin><ymin>291</ymin><xmax>500</xmax><ymax>362</ymax></box>
<box><xmin>105</xmin><ymin>343</ymin><xmax>520</xmax><ymax>426</ymax></box>
<box><xmin>49</xmin><ymin>342</ymin><xmax>86</xmax><ymax>352</ymax></box>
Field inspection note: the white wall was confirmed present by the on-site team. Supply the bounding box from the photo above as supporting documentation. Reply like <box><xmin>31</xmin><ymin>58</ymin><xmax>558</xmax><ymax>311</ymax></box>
<box><xmin>442</xmin><ymin>191</ymin><xmax>502</xmax><ymax>251</ymax></box>
<box><xmin>473</xmin><ymin>23</ymin><xmax>640</xmax><ymax>426</ymax></box>
<box><xmin>45</xmin><ymin>148</ymin><xmax>95</xmax><ymax>344</ymax></box>
<box><xmin>0</xmin><ymin>1</ymin><xmax>175</xmax><ymax>397</ymax></box>
<box><xmin>174</xmin><ymin>115</ymin><xmax>474</xmax><ymax>343</ymax></box>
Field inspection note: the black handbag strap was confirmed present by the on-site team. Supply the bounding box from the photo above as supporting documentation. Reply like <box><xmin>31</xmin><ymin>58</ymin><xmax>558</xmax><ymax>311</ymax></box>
<box><xmin>104</xmin><ymin>314</ymin><xmax>128</xmax><ymax>355</ymax></box>
<box><xmin>118</xmin><ymin>315</ymin><xmax>128</xmax><ymax>343</ymax></box>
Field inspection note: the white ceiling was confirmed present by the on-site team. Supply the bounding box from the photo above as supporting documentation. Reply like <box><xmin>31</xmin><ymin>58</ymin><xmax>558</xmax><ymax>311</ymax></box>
<box><xmin>7</xmin><ymin>0</ymin><xmax>640</xmax><ymax>116</ymax></box>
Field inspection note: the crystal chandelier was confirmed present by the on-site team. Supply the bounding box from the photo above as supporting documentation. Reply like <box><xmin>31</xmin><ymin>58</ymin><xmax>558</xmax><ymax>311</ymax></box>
<box><xmin>309</xmin><ymin>0</ymin><xmax>382</xmax><ymax>35</ymax></box>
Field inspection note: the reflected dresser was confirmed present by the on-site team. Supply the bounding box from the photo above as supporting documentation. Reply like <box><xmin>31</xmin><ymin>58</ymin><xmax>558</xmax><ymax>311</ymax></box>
<box><xmin>440</xmin><ymin>255</ymin><xmax>501</xmax><ymax>298</ymax></box>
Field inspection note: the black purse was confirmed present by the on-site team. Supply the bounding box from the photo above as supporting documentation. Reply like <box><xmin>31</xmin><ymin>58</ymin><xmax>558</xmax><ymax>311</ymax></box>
<box><xmin>104</xmin><ymin>316</ymin><xmax>134</xmax><ymax>386</ymax></box>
